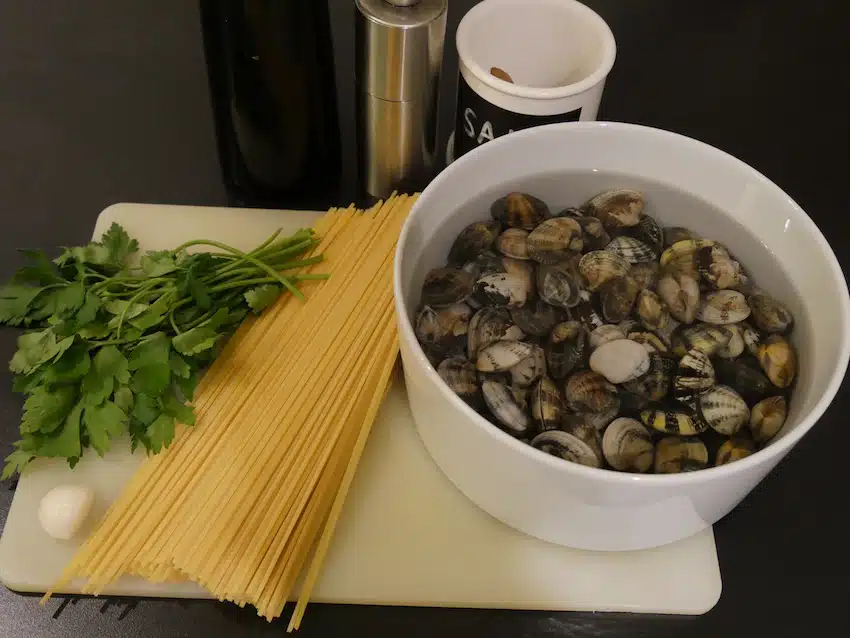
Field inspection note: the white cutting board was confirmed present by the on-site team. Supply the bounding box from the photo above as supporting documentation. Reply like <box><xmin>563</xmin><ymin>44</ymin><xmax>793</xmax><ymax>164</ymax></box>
<box><xmin>0</xmin><ymin>203</ymin><xmax>722</xmax><ymax>614</ymax></box>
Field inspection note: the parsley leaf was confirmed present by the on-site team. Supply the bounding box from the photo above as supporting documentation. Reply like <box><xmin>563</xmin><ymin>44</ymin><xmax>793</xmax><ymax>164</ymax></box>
<box><xmin>2</xmin><ymin>449</ymin><xmax>33</xmax><ymax>481</ymax></box>
<box><xmin>36</xmin><ymin>401</ymin><xmax>83</xmax><ymax>459</ymax></box>
<box><xmin>146</xmin><ymin>413</ymin><xmax>176</xmax><ymax>453</ymax></box>
<box><xmin>9</xmin><ymin>329</ymin><xmax>74</xmax><ymax>374</ymax></box>
<box><xmin>21</xmin><ymin>385</ymin><xmax>77</xmax><ymax>434</ymax></box>
<box><xmin>140</xmin><ymin>251</ymin><xmax>178</xmax><ymax>277</ymax></box>
<box><xmin>132</xmin><ymin>392</ymin><xmax>160</xmax><ymax>426</ymax></box>
<box><xmin>83</xmin><ymin>400</ymin><xmax>128</xmax><ymax>456</ymax></box>
<box><xmin>100</xmin><ymin>223</ymin><xmax>139</xmax><ymax>266</ymax></box>
<box><xmin>12</xmin><ymin>249</ymin><xmax>64</xmax><ymax>286</ymax></box>
<box><xmin>44</xmin><ymin>343</ymin><xmax>91</xmax><ymax>383</ymax></box>
<box><xmin>81</xmin><ymin>346</ymin><xmax>130</xmax><ymax>406</ymax></box>
<box><xmin>0</xmin><ymin>285</ymin><xmax>47</xmax><ymax>326</ymax></box>
<box><xmin>176</xmin><ymin>254</ymin><xmax>216</xmax><ymax>310</ymax></box>
<box><xmin>162</xmin><ymin>394</ymin><xmax>196</xmax><ymax>426</ymax></box>
<box><xmin>244</xmin><ymin>284</ymin><xmax>282</xmax><ymax>314</ymax></box>
<box><xmin>113</xmin><ymin>386</ymin><xmax>134</xmax><ymax>413</ymax></box>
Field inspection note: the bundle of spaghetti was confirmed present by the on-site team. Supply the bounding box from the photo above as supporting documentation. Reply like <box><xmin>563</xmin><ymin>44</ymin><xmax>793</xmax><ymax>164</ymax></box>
<box><xmin>43</xmin><ymin>193</ymin><xmax>417</xmax><ymax>629</ymax></box>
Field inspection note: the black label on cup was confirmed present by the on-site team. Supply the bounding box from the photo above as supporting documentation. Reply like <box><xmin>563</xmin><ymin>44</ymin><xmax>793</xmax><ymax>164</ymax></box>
<box><xmin>454</xmin><ymin>73</ymin><xmax>582</xmax><ymax>160</ymax></box>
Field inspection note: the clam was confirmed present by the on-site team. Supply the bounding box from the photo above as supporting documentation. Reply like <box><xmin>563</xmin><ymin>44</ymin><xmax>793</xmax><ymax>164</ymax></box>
<box><xmin>660</xmin><ymin>239</ymin><xmax>715</xmax><ymax>277</ymax></box>
<box><xmin>618</xmin><ymin>318</ymin><xmax>639</xmax><ymax>335</ymax></box>
<box><xmin>467</xmin><ymin>307</ymin><xmax>523</xmax><ymax>359</ymax></box>
<box><xmin>448</xmin><ymin>220</ymin><xmax>501</xmax><ymax>265</ymax></box>
<box><xmin>578</xmin><ymin>250</ymin><xmax>630</xmax><ymax>291</ymax></box>
<box><xmin>628</xmin><ymin>214</ymin><xmax>664</xmax><ymax>252</ymax></box>
<box><xmin>742</xmin><ymin>323</ymin><xmax>763</xmax><ymax>357</ymax></box>
<box><xmin>627</xmin><ymin>330</ymin><xmax>669</xmax><ymax>353</ymax></box>
<box><xmin>582</xmin><ymin>402</ymin><xmax>621</xmax><ymax>431</ymax></box>
<box><xmin>696</xmin><ymin>290</ymin><xmax>751</xmax><ymax>325</ymax></box>
<box><xmin>748</xmin><ymin>292</ymin><xmax>794</xmax><ymax>334</ymax></box>
<box><xmin>561</xmin><ymin>414</ymin><xmax>605</xmax><ymax>464</ymax></box>
<box><xmin>482</xmin><ymin>380</ymin><xmax>532</xmax><ymax>437</ymax></box>
<box><xmin>491</xmin><ymin>192</ymin><xmax>549</xmax><ymax>229</ymax></box>
<box><xmin>575</xmin><ymin>215</ymin><xmax>611</xmax><ymax>251</ymax></box>
<box><xmin>717</xmin><ymin>324</ymin><xmax>745</xmax><ymax>359</ymax></box>
<box><xmin>635</xmin><ymin>289</ymin><xmax>671</xmax><ymax>332</ymax></box>
<box><xmin>673</xmin><ymin>348</ymin><xmax>716</xmax><ymax>401</ymax></box>
<box><xmin>622</xmin><ymin>353</ymin><xmax>675</xmax><ymax>402</ymax></box>
<box><xmin>757</xmin><ymin>335</ymin><xmax>797</xmax><ymax>388</ymax></box>
<box><xmin>536</xmin><ymin>262</ymin><xmax>582</xmax><ymax>309</ymax></box>
<box><xmin>415</xmin><ymin>303</ymin><xmax>472</xmax><ymax>358</ymax></box>
<box><xmin>496</xmin><ymin>228</ymin><xmax>531</xmax><ymax>260</ymax></box>
<box><xmin>510</xmin><ymin>344</ymin><xmax>547</xmax><ymax>387</ymax></box>
<box><xmin>477</xmin><ymin>339</ymin><xmax>534</xmax><ymax>372</ymax></box>
<box><xmin>602</xmin><ymin>417</ymin><xmax>654</xmax><ymax>473</ymax></box>
<box><xmin>629</xmin><ymin>261</ymin><xmax>661</xmax><ymax>292</ymax></box>
<box><xmin>463</xmin><ymin>250</ymin><xmax>504</xmax><ymax>279</ymax></box>
<box><xmin>565</xmin><ymin>370</ymin><xmax>619</xmax><ymax>413</ymax></box>
<box><xmin>554</xmin><ymin>207</ymin><xmax>583</xmax><ymax>218</ymax></box>
<box><xmin>583</xmin><ymin>189</ymin><xmax>644</xmax><ymax>230</ymax></box>
<box><xmin>657</xmin><ymin>270</ymin><xmax>701</xmax><ymax>324</ymax></box>
<box><xmin>673</xmin><ymin>324</ymin><xmax>732</xmax><ymax>357</ymax></box>
<box><xmin>655</xmin><ymin>315</ymin><xmax>680</xmax><ymax>346</ymax></box>
<box><xmin>472</xmin><ymin>272</ymin><xmax>530</xmax><ymax>308</ymax></box>
<box><xmin>714</xmin><ymin>358</ymin><xmax>773</xmax><ymax>405</ymax></box>
<box><xmin>546</xmin><ymin>321</ymin><xmax>587</xmax><ymax>380</ymax></box>
<box><xmin>716</xmin><ymin>437</ymin><xmax>757</xmax><ymax>466</ymax></box>
<box><xmin>510</xmin><ymin>298</ymin><xmax>563</xmax><ymax>337</ymax></box>
<box><xmin>698</xmin><ymin>385</ymin><xmax>749</xmax><ymax>436</ymax></box>
<box><xmin>605</xmin><ymin>235</ymin><xmax>658</xmax><ymax>264</ymax></box>
<box><xmin>599</xmin><ymin>275</ymin><xmax>640</xmax><ymax>323</ymax></box>
<box><xmin>437</xmin><ymin>357</ymin><xmax>481</xmax><ymax>409</ymax></box>
<box><xmin>641</xmin><ymin>404</ymin><xmax>707</xmax><ymax>436</ymax></box>
<box><xmin>422</xmin><ymin>267</ymin><xmax>474</xmax><ymax>307</ymax></box>
<box><xmin>527</xmin><ymin>217</ymin><xmax>584</xmax><ymax>264</ymax></box>
<box><xmin>618</xmin><ymin>389</ymin><xmax>652</xmax><ymax>417</ymax></box>
<box><xmin>589</xmin><ymin>324</ymin><xmax>627</xmax><ymax>349</ymax></box>
<box><xmin>749</xmin><ymin>395</ymin><xmax>787</xmax><ymax>443</ymax></box>
<box><xmin>663</xmin><ymin>226</ymin><xmax>700</xmax><ymax>248</ymax></box>
<box><xmin>501</xmin><ymin>257</ymin><xmax>536</xmax><ymax>297</ymax></box>
<box><xmin>571</xmin><ymin>290</ymin><xmax>606</xmax><ymax>332</ymax></box>
<box><xmin>654</xmin><ymin>437</ymin><xmax>709</xmax><ymax>473</ymax></box>
<box><xmin>589</xmin><ymin>338</ymin><xmax>651</xmax><ymax>384</ymax></box>
<box><xmin>698</xmin><ymin>244</ymin><xmax>745</xmax><ymax>289</ymax></box>
<box><xmin>530</xmin><ymin>430</ymin><xmax>602</xmax><ymax>468</ymax></box>
<box><xmin>531</xmin><ymin>376</ymin><xmax>564</xmax><ymax>431</ymax></box>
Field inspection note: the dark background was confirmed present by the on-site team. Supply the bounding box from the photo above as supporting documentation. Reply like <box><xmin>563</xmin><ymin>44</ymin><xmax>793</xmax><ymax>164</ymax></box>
<box><xmin>2</xmin><ymin>1</ymin><xmax>849</xmax><ymax>636</ymax></box>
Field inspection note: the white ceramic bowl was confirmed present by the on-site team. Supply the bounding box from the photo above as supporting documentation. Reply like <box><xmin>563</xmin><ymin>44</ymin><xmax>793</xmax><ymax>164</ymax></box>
<box><xmin>393</xmin><ymin>121</ymin><xmax>850</xmax><ymax>551</ymax></box>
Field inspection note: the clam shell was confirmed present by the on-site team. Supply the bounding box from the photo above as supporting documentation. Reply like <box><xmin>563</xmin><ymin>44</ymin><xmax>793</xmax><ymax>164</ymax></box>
<box><xmin>716</xmin><ymin>437</ymin><xmax>757</xmax><ymax>466</ymax></box>
<box><xmin>654</xmin><ymin>436</ymin><xmax>709</xmax><ymax>473</ymax></box>
<box><xmin>482</xmin><ymin>380</ymin><xmax>532</xmax><ymax>437</ymax></box>
<box><xmin>583</xmin><ymin>189</ymin><xmax>644</xmax><ymax>230</ymax></box>
<box><xmin>571</xmin><ymin>290</ymin><xmax>606</xmax><ymax>332</ymax></box>
<box><xmin>673</xmin><ymin>324</ymin><xmax>732</xmax><ymax>357</ymax></box>
<box><xmin>510</xmin><ymin>344</ymin><xmax>547</xmax><ymax>387</ymax></box>
<box><xmin>546</xmin><ymin>321</ymin><xmax>587</xmax><ymax>380</ymax></box>
<box><xmin>635</xmin><ymin>289</ymin><xmax>671</xmax><ymax>332</ymax></box>
<box><xmin>598</xmin><ymin>275</ymin><xmax>640</xmax><ymax>323</ymax></box>
<box><xmin>659</xmin><ymin>239</ymin><xmax>715</xmax><ymax>277</ymax></box>
<box><xmin>416</xmin><ymin>303</ymin><xmax>471</xmax><ymax>359</ymax></box>
<box><xmin>716</xmin><ymin>323</ymin><xmax>745</xmax><ymax>359</ymax></box>
<box><xmin>536</xmin><ymin>263</ymin><xmax>582</xmax><ymax>309</ymax></box>
<box><xmin>491</xmin><ymin>192</ymin><xmax>549</xmax><ymax>229</ymax></box>
<box><xmin>476</xmin><ymin>339</ymin><xmax>534</xmax><ymax>372</ymax></box>
<box><xmin>501</xmin><ymin>257</ymin><xmax>536</xmax><ymax>297</ymax></box>
<box><xmin>618</xmin><ymin>388</ymin><xmax>652</xmax><ymax>417</ymax></box>
<box><xmin>641</xmin><ymin>405</ymin><xmax>707</xmax><ymax>436</ymax></box>
<box><xmin>605</xmin><ymin>235</ymin><xmax>658</xmax><ymax>264</ymax></box>
<box><xmin>627</xmin><ymin>330</ymin><xmax>669</xmax><ymax>353</ymax></box>
<box><xmin>618</xmin><ymin>318</ymin><xmax>639</xmax><ymax>335</ymax></box>
<box><xmin>561</xmin><ymin>414</ymin><xmax>605</xmax><ymax>464</ymax></box>
<box><xmin>510</xmin><ymin>298</ymin><xmax>563</xmax><ymax>337</ymax></box>
<box><xmin>437</xmin><ymin>357</ymin><xmax>481</xmax><ymax>409</ymax></box>
<box><xmin>496</xmin><ymin>228</ymin><xmax>531</xmax><ymax>260</ymax></box>
<box><xmin>698</xmin><ymin>384</ymin><xmax>749</xmax><ymax>436</ymax></box>
<box><xmin>527</xmin><ymin>217</ymin><xmax>584</xmax><ymax>264</ymax></box>
<box><xmin>422</xmin><ymin>267</ymin><xmax>474</xmax><ymax>307</ymax></box>
<box><xmin>757</xmin><ymin>335</ymin><xmax>797</xmax><ymax>388</ymax></box>
<box><xmin>467</xmin><ymin>307</ymin><xmax>517</xmax><ymax>359</ymax></box>
<box><xmin>565</xmin><ymin>370</ymin><xmax>619</xmax><ymax>413</ymax></box>
<box><xmin>628</xmin><ymin>214</ymin><xmax>664</xmax><ymax>252</ymax></box>
<box><xmin>582</xmin><ymin>402</ymin><xmax>621</xmax><ymax>431</ymax></box>
<box><xmin>589</xmin><ymin>324</ymin><xmax>627</xmax><ymax>349</ymax></box>
<box><xmin>622</xmin><ymin>352</ymin><xmax>675</xmax><ymax>402</ymax></box>
<box><xmin>748</xmin><ymin>292</ymin><xmax>794</xmax><ymax>334</ymax></box>
<box><xmin>629</xmin><ymin>261</ymin><xmax>661</xmax><ymax>292</ymax></box>
<box><xmin>472</xmin><ymin>272</ymin><xmax>530</xmax><ymax>308</ymax></box>
<box><xmin>602</xmin><ymin>417</ymin><xmax>654</xmax><ymax>473</ymax></box>
<box><xmin>696</xmin><ymin>290</ymin><xmax>751</xmax><ymax>325</ymax></box>
<box><xmin>657</xmin><ymin>271</ymin><xmax>700</xmax><ymax>324</ymax></box>
<box><xmin>576</xmin><ymin>215</ymin><xmax>611</xmax><ymax>251</ymax></box>
<box><xmin>531</xmin><ymin>376</ymin><xmax>564</xmax><ymax>431</ymax></box>
<box><xmin>589</xmin><ymin>339</ymin><xmax>651</xmax><ymax>384</ymax></box>
<box><xmin>713</xmin><ymin>358</ymin><xmax>773</xmax><ymax>405</ymax></box>
<box><xmin>673</xmin><ymin>348</ymin><xmax>716</xmax><ymax>401</ymax></box>
<box><xmin>554</xmin><ymin>207</ymin><xmax>583</xmax><ymax>218</ymax></box>
<box><xmin>448</xmin><ymin>220</ymin><xmax>501</xmax><ymax>265</ymax></box>
<box><xmin>749</xmin><ymin>395</ymin><xmax>787</xmax><ymax>443</ymax></box>
<box><xmin>698</xmin><ymin>244</ymin><xmax>745</xmax><ymax>290</ymax></box>
<box><xmin>463</xmin><ymin>251</ymin><xmax>504</xmax><ymax>279</ymax></box>
<box><xmin>530</xmin><ymin>430</ymin><xmax>602</xmax><ymax>468</ymax></box>
<box><xmin>578</xmin><ymin>250</ymin><xmax>630</xmax><ymax>291</ymax></box>
<box><xmin>742</xmin><ymin>323</ymin><xmax>763</xmax><ymax>357</ymax></box>
<box><xmin>663</xmin><ymin>226</ymin><xmax>700</xmax><ymax>248</ymax></box>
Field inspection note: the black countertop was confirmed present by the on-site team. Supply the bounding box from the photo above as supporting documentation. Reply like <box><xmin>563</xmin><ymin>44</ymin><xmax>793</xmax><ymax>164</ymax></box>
<box><xmin>2</xmin><ymin>1</ymin><xmax>849</xmax><ymax>636</ymax></box>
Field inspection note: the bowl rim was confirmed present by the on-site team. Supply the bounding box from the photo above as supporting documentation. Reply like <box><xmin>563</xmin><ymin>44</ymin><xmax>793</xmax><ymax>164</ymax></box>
<box><xmin>393</xmin><ymin>120</ymin><xmax>850</xmax><ymax>485</ymax></box>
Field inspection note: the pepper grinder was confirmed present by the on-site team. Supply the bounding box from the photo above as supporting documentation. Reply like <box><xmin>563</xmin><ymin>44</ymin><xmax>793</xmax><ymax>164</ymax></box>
<box><xmin>355</xmin><ymin>0</ymin><xmax>448</xmax><ymax>200</ymax></box>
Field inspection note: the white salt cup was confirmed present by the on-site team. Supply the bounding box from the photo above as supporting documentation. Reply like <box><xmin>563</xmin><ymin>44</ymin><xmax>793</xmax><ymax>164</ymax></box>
<box><xmin>449</xmin><ymin>0</ymin><xmax>617</xmax><ymax>162</ymax></box>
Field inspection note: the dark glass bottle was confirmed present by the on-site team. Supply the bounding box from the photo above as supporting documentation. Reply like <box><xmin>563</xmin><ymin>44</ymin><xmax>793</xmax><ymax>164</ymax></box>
<box><xmin>200</xmin><ymin>0</ymin><xmax>341</xmax><ymax>208</ymax></box>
